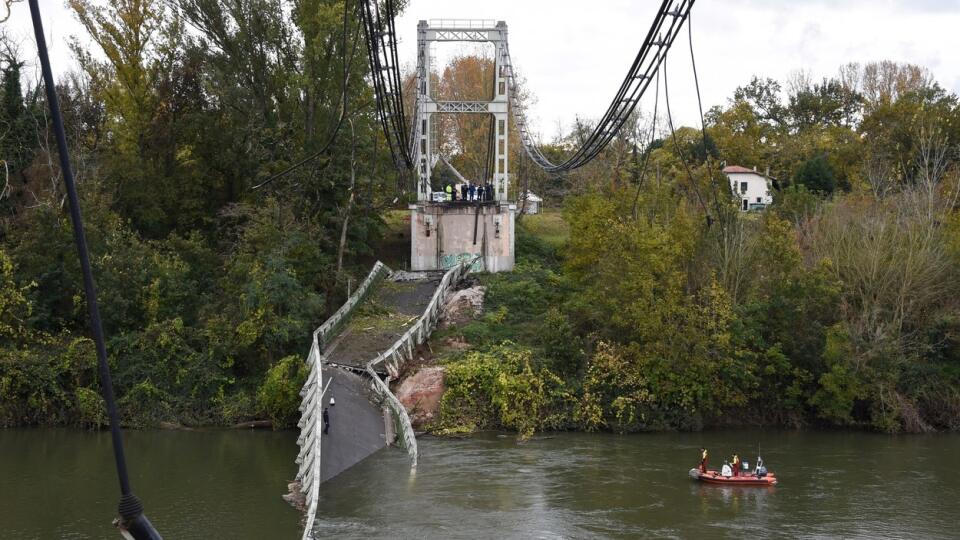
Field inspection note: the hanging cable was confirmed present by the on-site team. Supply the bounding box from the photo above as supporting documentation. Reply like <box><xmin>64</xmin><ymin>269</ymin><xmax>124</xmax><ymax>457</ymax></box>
<box><xmin>359</xmin><ymin>0</ymin><xmax>413</xmax><ymax>178</ymax></box>
<box><xmin>28</xmin><ymin>1</ymin><xmax>161</xmax><ymax>538</ymax></box>
<box><xmin>252</xmin><ymin>0</ymin><xmax>359</xmax><ymax>190</ymax></box>
<box><xmin>361</xmin><ymin>1</ymin><xmax>697</xmax><ymax>180</ymax></box>
<box><xmin>505</xmin><ymin>0</ymin><xmax>696</xmax><ymax>174</ymax></box>
<box><xmin>663</xmin><ymin>53</ymin><xmax>711</xmax><ymax>223</ymax></box>
<box><xmin>687</xmin><ymin>12</ymin><xmax>724</xmax><ymax>220</ymax></box>
<box><xmin>631</xmin><ymin>66</ymin><xmax>660</xmax><ymax>220</ymax></box>
<box><xmin>483</xmin><ymin>115</ymin><xmax>495</xmax><ymax>186</ymax></box>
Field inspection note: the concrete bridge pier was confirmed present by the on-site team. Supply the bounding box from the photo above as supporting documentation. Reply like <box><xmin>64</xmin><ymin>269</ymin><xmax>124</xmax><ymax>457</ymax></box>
<box><xmin>409</xmin><ymin>201</ymin><xmax>515</xmax><ymax>273</ymax></box>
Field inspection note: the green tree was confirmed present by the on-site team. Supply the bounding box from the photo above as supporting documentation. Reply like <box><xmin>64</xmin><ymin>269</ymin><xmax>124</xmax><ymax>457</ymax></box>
<box><xmin>793</xmin><ymin>154</ymin><xmax>837</xmax><ymax>193</ymax></box>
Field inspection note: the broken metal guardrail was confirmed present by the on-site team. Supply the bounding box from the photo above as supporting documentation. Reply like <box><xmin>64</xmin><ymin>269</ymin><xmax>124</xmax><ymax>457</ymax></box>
<box><xmin>365</xmin><ymin>255</ymin><xmax>483</xmax><ymax>466</ymax></box>
<box><xmin>296</xmin><ymin>261</ymin><xmax>391</xmax><ymax>540</ymax></box>
<box><xmin>298</xmin><ymin>256</ymin><xmax>480</xmax><ymax>539</ymax></box>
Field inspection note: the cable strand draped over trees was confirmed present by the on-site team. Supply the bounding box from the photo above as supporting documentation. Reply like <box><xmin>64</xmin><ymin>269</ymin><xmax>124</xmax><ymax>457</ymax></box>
<box><xmin>663</xmin><ymin>53</ymin><xmax>711</xmax><ymax>222</ymax></box>
<box><xmin>251</xmin><ymin>0</ymin><xmax>361</xmax><ymax>190</ymax></box>
<box><xmin>631</xmin><ymin>68</ymin><xmax>660</xmax><ymax>220</ymax></box>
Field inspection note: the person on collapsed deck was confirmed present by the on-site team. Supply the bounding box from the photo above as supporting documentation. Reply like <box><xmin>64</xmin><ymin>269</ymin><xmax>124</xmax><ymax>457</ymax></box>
<box><xmin>699</xmin><ymin>447</ymin><xmax>708</xmax><ymax>474</ymax></box>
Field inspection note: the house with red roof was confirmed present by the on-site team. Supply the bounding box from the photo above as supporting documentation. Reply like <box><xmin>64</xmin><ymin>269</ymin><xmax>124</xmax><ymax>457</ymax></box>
<box><xmin>724</xmin><ymin>165</ymin><xmax>773</xmax><ymax>211</ymax></box>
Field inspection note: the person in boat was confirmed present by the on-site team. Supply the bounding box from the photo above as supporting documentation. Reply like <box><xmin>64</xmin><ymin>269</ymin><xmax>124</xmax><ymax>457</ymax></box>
<box><xmin>754</xmin><ymin>457</ymin><xmax>767</xmax><ymax>478</ymax></box>
<box><xmin>699</xmin><ymin>448</ymin><xmax>708</xmax><ymax>473</ymax></box>
<box><xmin>731</xmin><ymin>454</ymin><xmax>741</xmax><ymax>477</ymax></box>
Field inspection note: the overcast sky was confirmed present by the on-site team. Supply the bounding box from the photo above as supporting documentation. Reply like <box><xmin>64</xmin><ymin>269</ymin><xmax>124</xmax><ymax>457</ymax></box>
<box><xmin>5</xmin><ymin>0</ymin><xmax>960</xmax><ymax>139</ymax></box>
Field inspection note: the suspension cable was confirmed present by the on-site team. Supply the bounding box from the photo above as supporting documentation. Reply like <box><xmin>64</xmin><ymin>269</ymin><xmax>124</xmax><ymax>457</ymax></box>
<box><xmin>687</xmin><ymin>11</ymin><xmax>723</xmax><ymax>219</ymax></box>
<box><xmin>663</xmin><ymin>53</ymin><xmax>710</xmax><ymax>221</ymax></box>
<box><xmin>359</xmin><ymin>1</ymin><xmax>697</xmax><ymax>181</ymax></box>
<box><xmin>252</xmin><ymin>0</ymin><xmax>359</xmax><ymax>190</ymax></box>
<box><xmin>506</xmin><ymin>0</ymin><xmax>696</xmax><ymax>174</ymax></box>
<box><xmin>359</xmin><ymin>0</ymin><xmax>413</xmax><ymax>178</ymax></box>
<box><xmin>631</xmin><ymin>67</ymin><xmax>660</xmax><ymax>220</ymax></box>
<box><xmin>28</xmin><ymin>1</ymin><xmax>161</xmax><ymax>537</ymax></box>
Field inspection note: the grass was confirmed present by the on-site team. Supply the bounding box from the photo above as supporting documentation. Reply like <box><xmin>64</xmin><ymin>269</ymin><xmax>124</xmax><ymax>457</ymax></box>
<box><xmin>431</xmin><ymin>210</ymin><xmax>571</xmax><ymax>359</ymax></box>
<box><xmin>519</xmin><ymin>209</ymin><xmax>568</xmax><ymax>249</ymax></box>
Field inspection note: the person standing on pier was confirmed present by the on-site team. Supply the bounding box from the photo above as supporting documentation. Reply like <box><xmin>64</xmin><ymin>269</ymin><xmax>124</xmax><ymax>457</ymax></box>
<box><xmin>477</xmin><ymin>184</ymin><xmax>485</xmax><ymax>201</ymax></box>
<box><xmin>469</xmin><ymin>183</ymin><xmax>476</xmax><ymax>201</ymax></box>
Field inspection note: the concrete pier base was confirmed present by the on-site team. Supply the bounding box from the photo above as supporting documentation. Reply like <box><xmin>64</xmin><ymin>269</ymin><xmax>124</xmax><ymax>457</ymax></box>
<box><xmin>409</xmin><ymin>201</ymin><xmax>515</xmax><ymax>273</ymax></box>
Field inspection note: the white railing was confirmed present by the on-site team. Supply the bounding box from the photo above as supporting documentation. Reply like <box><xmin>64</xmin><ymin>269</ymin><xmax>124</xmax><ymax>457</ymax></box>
<box><xmin>295</xmin><ymin>333</ymin><xmax>323</xmax><ymax>540</ymax></box>
<box><xmin>315</xmin><ymin>261</ymin><xmax>392</xmax><ymax>350</ymax></box>
<box><xmin>365</xmin><ymin>256</ymin><xmax>482</xmax><ymax>464</ymax></box>
<box><xmin>297</xmin><ymin>257</ymin><xmax>479</xmax><ymax>539</ymax></box>
<box><xmin>428</xmin><ymin>18</ymin><xmax>498</xmax><ymax>29</ymax></box>
<box><xmin>296</xmin><ymin>261</ymin><xmax>391</xmax><ymax>540</ymax></box>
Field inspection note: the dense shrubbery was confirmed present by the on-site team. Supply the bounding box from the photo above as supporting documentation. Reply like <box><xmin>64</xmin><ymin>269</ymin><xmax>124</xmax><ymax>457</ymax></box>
<box><xmin>3</xmin><ymin>1</ymin><xmax>959</xmax><ymax>438</ymax></box>
<box><xmin>438</xmin><ymin>344</ymin><xmax>574</xmax><ymax>438</ymax></box>
<box><xmin>0</xmin><ymin>0</ymin><xmax>393</xmax><ymax>428</ymax></box>
<box><xmin>439</xmin><ymin>61</ymin><xmax>960</xmax><ymax>435</ymax></box>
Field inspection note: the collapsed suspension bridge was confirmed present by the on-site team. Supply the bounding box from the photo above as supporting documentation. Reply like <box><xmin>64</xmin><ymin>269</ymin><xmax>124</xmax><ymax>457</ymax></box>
<box><xmin>294</xmin><ymin>1</ymin><xmax>705</xmax><ymax>539</ymax></box>
<box><xmin>16</xmin><ymin>0</ymin><xmax>711</xmax><ymax>537</ymax></box>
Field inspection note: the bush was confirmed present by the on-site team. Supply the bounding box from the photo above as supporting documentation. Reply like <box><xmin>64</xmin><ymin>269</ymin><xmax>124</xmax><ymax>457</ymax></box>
<box><xmin>75</xmin><ymin>387</ymin><xmax>107</xmax><ymax>428</ymax></box>
<box><xmin>809</xmin><ymin>325</ymin><xmax>862</xmax><ymax>425</ymax></box>
<box><xmin>256</xmin><ymin>355</ymin><xmax>308</xmax><ymax>428</ymax></box>
<box><xmin>439</xmin><ymin>344</ymin><xmax>574</xmax><ymax>438</ymax></box>
<box><xmin>538</xmin><ymin>307</ymin><xmax>584</xmax><ymax>376</ymax></box>
<box><xmin>119</xmin><ymin>380</ymin><xmax>174</xmax><ymax>427</ymax></box>
<box><xmin>0</xmin><ymin>349</ymin><xmax>70</xmax><ymax>426</ymax></box>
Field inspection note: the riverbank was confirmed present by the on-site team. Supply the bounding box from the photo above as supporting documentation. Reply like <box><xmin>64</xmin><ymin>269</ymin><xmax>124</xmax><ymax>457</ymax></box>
<box><xmin>399</xmin><ymin>204</ymin><xmax>960</xmax><ymax>436</ymax></box>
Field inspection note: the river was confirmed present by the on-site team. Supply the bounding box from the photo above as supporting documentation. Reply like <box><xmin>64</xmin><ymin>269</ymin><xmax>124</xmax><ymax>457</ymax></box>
<box><xmin>1</xmin><ymin>429</ymin><xmax>958</xmax><ymax>539</ymax></box>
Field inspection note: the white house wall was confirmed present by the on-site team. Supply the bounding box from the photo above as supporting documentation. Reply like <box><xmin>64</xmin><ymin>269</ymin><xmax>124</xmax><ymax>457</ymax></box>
<box><xmin>727</xmin><ymin>172</ymin><xmax>773</xmax><ymax>210</ymax></box>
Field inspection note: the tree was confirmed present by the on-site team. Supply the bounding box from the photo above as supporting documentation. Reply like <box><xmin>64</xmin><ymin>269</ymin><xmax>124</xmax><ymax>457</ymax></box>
<box><xmin>793</xmin><ymin>154</ymin><xmax>836</xmax><ymax>194</ymax></box>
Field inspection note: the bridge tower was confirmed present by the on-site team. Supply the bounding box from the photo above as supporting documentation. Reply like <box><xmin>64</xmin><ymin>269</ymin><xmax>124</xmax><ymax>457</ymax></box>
<box><xmin>409</xmin><ymin>19</ymin><xmax>516</xmax><ymax>273</ymax></box>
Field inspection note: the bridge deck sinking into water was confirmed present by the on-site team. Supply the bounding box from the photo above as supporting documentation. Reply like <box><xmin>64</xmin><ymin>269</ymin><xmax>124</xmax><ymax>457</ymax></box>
<box><xmin>294</xmin><ymin>260</ymin><xmax>476</xmax><ymax>539</ymax></box>
<box><xmin>317</xmin><ymin>276</ymin><xmax>441</xmax><ymax>482</ymax></box>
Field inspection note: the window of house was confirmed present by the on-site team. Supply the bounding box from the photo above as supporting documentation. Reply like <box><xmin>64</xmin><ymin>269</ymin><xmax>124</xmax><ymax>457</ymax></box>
<box><xmin>756</xmin><ymin>197</ymin><xmax>762</xmax><ymax>203</ymax></box>
<box><xmin>740</xmin><ymin>181</ymin><xmax>748</xmax><ymax>194</ymax></box>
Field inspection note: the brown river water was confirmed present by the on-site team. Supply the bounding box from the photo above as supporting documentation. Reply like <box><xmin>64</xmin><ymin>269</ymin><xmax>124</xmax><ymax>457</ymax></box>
<box><xmin>1</xmin><ymin>428</ymin><xmax>958</xmax><ymax>539</ymax></box>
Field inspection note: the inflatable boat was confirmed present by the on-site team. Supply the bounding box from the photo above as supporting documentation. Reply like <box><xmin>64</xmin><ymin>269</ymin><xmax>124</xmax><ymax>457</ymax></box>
<box><xmin>689</xmin><ymin>468</ymin><xmax>777</xmax><ymax>486</ymax></box>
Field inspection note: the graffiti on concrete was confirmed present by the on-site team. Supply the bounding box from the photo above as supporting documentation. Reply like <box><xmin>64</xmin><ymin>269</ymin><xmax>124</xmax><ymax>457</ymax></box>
<box><xmin>440</xmin><ymin>253</ymin><xmax>483</xmax><ymax>272</ymax></box>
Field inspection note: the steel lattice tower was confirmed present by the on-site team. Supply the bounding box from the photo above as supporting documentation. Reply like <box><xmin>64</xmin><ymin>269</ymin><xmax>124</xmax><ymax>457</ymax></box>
<box><xmin>413</xmin><ymin>19</ymin><xmax>510</xmax><ymax>201</ymax></box>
